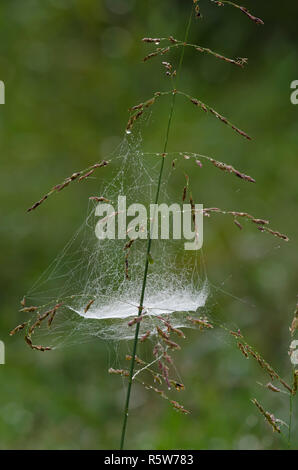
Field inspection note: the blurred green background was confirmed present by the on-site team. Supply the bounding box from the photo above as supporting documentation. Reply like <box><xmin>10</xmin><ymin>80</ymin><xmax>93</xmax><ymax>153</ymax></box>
<box><xmin>0</xmin><ymin>0</ymin><xmax>297</xmax><ymax>450</ymax></box>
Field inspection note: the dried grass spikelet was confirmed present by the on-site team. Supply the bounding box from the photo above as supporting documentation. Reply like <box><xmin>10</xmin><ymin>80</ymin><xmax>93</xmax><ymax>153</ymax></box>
<box><xmin>142</xmin><ymin>46</ymin><xmax>170</xmax><ymax>62</ymax></box>
<box><xmin>28</xmin><ymin>303</ymin><xmax>63</xmax><ymax>336</ymax></box>
<box><xmin>108</xmin><ymin>368</ymin><xmax>129</xmax><ymax>377</ymax></box>
<box><xmin>140</xmin><ymin>330</ymin><xmax>151</xmax><ymax>342</ymax></box>
<box><xmin>202</xmin><ymin>207</ymin><xmax>289</xmax><ymax>242</ymax></box>
<box><xmin>156</xmin><ymin>326</ymin><xmax>181</xmax><ymax>350</ymax></box>
<box><xmin>237</xmin><ymin>342</ymin><xmax>249</xmax><ymax>359</ymax></box>
<box><xmin>108</xmin><ymin>311</ymin><xmax>189</xmax><ymax>414</ymax></box>
<box><xmin>28</xmin><ymin>314</ymin><xmax>48</xmax><ymax>335</ymax></box>
<box><xmin>231</xmin><ymin>337</ymin><xmax>293</xmax><ymax>394</ymax></box>
<box><xmin>84</xmin><ymin>299</ymin><xmax>95</xmax><ymax>314</ymax></box>
<box><xmin>163</xmin><ymin>338</ymin><xmax>181</xmax><ymax>351</ymax></box>
<box><xmin>156</xmin><ymin>325</ymin><xmax>170</xmax><ymax>341</ymax></box>
<box><xmin>266</xmin><ymin>383</ymin><xmax>282</xmax><ymax>394</ymax></box>
<box><xmin>48</xmin><ymin>302</ymin><xmax>62</xmax><ymax>328</ymax></box>
<box><xmin>128</xmin><ymin>349</ymin><xmax>173</xmax><ymax>391</ymax></box>
<box><xmin>230</xmin><ymin>329</ymin><xmax>243</xmax><ymax>339</ymax></box>
<box><xmin>228</xmin><ymin>326</ymin><xmax>293</xmax><ymax>394</ymax></box>
<box><xmin>125</xmin><ymin>355</ymin><xmax>145</xmax><ymax>366</ymax></box>
<box><xmin>195</xmin><ymin>47</ymin><xmax>247</xmax><ymax>67</ymax></box>
<box><xmin>210</xmin><ymin>1</ymin><xmax>264</xmax><ymax>25</ymax></box>
<box><xmin>170</xmin><ymin>381</ymin><xmax>185</xmax><ymax>392</ymax></box>
<box><xmin>20</xmin><ymin>306</ymin><xmax>38</xmax><ymax>313</ymax></box>
<box><xmin>149</xmin><ymin>151</ymin><xmax>255</xmax><ymax>186</ymax></box>
<box><xmin>27</xmin><ymin>161</ymin><xmax>109</xmax><ymax>212</ymax></box>
<box><xmin>182</xmin><ymin>174</ymin><xmax>189</xmax><ymax>202</ymax></box>
<box><xmin>152</xmin><ymin>374</ymin><xmax>163</xmax><ymax>386</ymax></box>
<box><xmin>187</xmin><ymin>315</ymin><xmax>213</xmax><ymax>330</ymax></box>
<box><xmin>128</xmin><ymin>87</ymin><xmax>252</xmax><ymax>140</ymax></box>
<box><xmin>162</xmin><ymin>61</ymin><xmax>176</xmax><ymax>78</ymax></box>
<box><xmin>189</xmin><ymin>194</ymin><xmax>196</xmax><ymax>226</ymax></box>
<box><xmin>47</xmin><ymin>310</ymin><xmax>56</xmax><ymax>328</ymax></box>
<box><xmin>139</xmin><ymin>380</ymin><xmax>189</xmax><ymax>413</ymax></box>
<box><xmin>153</xmin><ymin>343</ymin><xmax>162</xmax><ymax>358</ymax></box>
<box><xmin>155</xmin><ymin>327</ymin><xmax>181</xmax><ymax>350</ymax></box>
<box><xmin>10</xmin><ymin>322</ymin><xmax>28</xmax><ymax>336</ymax></box>
<box><xmin>128</xmin><ymin>315</ymin><xmax>144</xmax><ymax>327</ymax></box>
<box><xmin>16</xmin><ymin>302</ymin><xmax>63</xmax><ymax>353</ymax></box>
<box><xmin>182</xmin><ymin>91</ymin><xmax>251</xmax><ymax>140</ymax></box>
<box><xmin>142</xmin><ymin>37</ymin><xmax>161</xmax><ymax>45</ymax></box>
<box><xmin>25</xmin><ymin>335</ymin><xmax>52</xmax><ymax>352</ymax></box>
<box><xmin>126</xmin><ymin>350</ymin><xmax>182</xmax><ymax>390</ymax></box>
<box><xmin>111</xmin><ymin>358</ymin><xmax>187</xmax><ymax>407</ymax></box>
<box><xmin>126</xmin><ymin>93</ymin><xmax>163</xmax><ymax>133</ymax></box>
<box><xmin>234</xmin><ymin>219</ymin><xmax>243</xmax><ymax>230</ymax></box>
<box><xmin>251</xmin><ymin>399</ymin><xmax>281</xmax><ymax>433</ymax></box>
<box><xmin>163</xmin><ymin>351</ymin><xmax>173</xmax><ymax>365</ymax></box>
<box><xmin>126</xmin><ymin>109</ymin><xmax>144</xmax><ymax>133</ymax></box>
<box><xmin>158</xmin><ymin>360</ymin><xmax>171</xmax><ymax>389</ymax></box>
<box><xmin>193</xmin><ymin>0</ymin><xmax>202</xmax><ymax>19</ymax></box>
<box><xmin>124</xmin><ymin>239</ymin><xmax>136</xmax><ymax>280</ymax></box>
<box><xmin>190</xmin><ymin>153</ymin><xmax>254</xmax><ymax>182</ymax></box>
<box><xmin>89</xmin><ymin>196</ymin><xmax>110</xmax><ymax>203</ymax></box>
<box><xmin>78</xmin><ymin>169</ymin><xmax>95</xmax><ymax>182</ymax></box>
<box><xmin>209</xmin><ymin>158</ymin><xmax>255</xmax><ymax>183</ymax></box>
<box><xmin>170</xmin><ymin>400</ymin><xmax>190</xmax><ymax>414</ymax></box>
<box><xmin>143</xmin><ymin>382</ymin><xmax>168</xmax><ymax>400</ymax></box>
<box><xmin>142</xmin><ymin>35</ymin><xmax>246</xmax><ymax>68</ymax></box>
<box><xmin>157</xmin><ymin>316</ymin><xmax>186</xmax><ymax>339</ymax></box>
<box><xmin>256</xmin><ymin>226</ymin><xmax>290</xmax><ymax>242</ymax></box>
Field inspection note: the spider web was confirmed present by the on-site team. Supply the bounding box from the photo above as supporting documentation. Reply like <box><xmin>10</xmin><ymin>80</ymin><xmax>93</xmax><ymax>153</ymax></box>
<box><xmin>25</xmin><ymin>120</ymin><xmax>210</xmax><ymax>348</ymax></box>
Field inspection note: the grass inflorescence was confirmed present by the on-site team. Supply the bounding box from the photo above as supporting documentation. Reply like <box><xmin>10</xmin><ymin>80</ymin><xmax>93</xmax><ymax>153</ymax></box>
<box><xmin>15</xmin><ymin>0</ymin><xmax>296</xmax><ymax>451</ymax></box>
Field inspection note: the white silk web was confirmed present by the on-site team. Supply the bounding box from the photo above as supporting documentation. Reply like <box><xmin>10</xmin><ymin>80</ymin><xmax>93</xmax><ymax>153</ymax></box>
<box><xmin>25</xmin><ymin>127</ymin><xmax>209</xmax><ymax>348</ymax></box>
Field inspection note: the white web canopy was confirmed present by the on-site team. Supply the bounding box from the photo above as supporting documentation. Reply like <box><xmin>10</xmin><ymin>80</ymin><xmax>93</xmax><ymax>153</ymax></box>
<box><xmin>26</xmin><ymin>131</ymin><xmax>209</xmax><ymax>346</ymax></box>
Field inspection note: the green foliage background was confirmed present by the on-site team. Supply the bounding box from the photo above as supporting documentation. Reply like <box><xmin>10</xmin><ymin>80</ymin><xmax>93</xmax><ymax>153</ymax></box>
<box><xmin>0</xmin><ymin>0</ymin><xmax>297</xmax><ymax>449</ymax></box>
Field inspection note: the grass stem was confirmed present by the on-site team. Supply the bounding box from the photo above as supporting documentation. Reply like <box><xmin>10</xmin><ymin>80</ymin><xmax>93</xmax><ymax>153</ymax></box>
<box><xmin>119</xmin><ymin>6</ymin><xmax>193</xmax><ymax>450</ymax></box>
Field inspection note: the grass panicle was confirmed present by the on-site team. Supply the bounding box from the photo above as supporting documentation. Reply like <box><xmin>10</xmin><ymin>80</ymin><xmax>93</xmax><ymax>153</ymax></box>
<box><xmin>27</xmin><ymin>160</ymin><xmax>109</xmax><ymax>212</ymax></box>
<box><xmin>15</xmin><ymin>0</ymin><xmax>296</xmax><ymax>451</ymax></box>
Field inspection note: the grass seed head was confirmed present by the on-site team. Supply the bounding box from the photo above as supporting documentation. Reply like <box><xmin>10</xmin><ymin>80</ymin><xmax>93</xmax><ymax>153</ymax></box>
<box><xmin>10</xmin><ymin>322</ymin><xmax>28</xmax><ymax>336</ymax></box>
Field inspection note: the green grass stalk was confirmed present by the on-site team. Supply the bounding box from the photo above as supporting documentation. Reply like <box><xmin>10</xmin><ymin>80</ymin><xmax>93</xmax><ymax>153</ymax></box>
<box><xmin>119</xmin><ymin>6</ymin><xmax>194</xmax><ymax>451</ymax></box>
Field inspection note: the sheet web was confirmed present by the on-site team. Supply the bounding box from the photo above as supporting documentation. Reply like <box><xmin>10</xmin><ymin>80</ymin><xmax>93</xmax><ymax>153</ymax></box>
<box><xmin>24</xmin><ymin>125</ymin><xmax>210</xmax><ymax>349</ymax></box>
